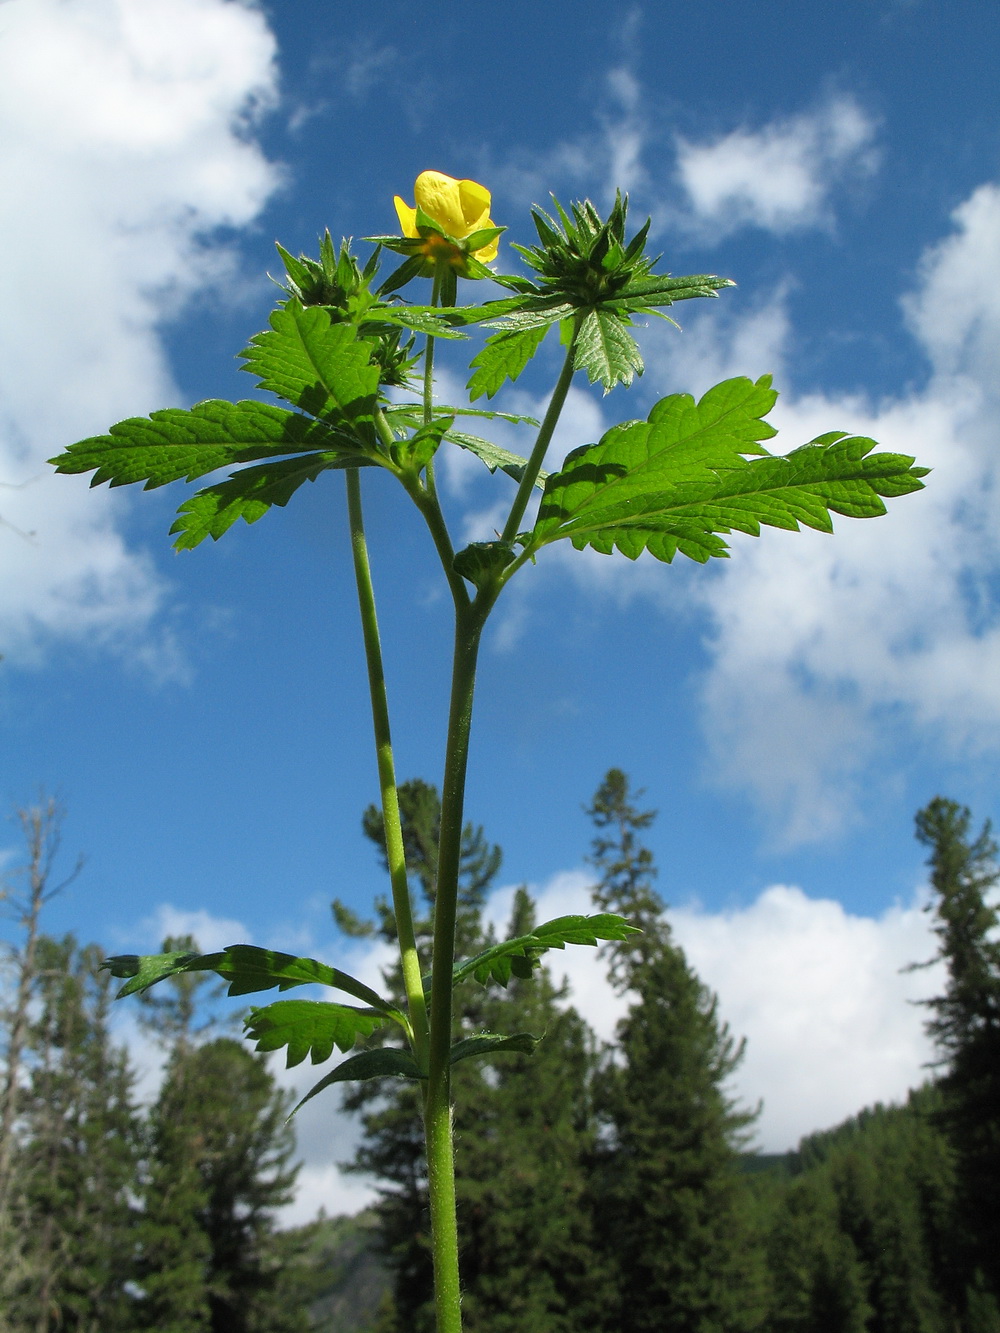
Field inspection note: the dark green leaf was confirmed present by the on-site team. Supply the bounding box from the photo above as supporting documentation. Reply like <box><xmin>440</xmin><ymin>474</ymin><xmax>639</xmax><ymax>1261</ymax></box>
<box><xmin>239</xmin><ymin>301</ymin><xmax>380</xmax><ymax>427</ymax></box>
<box><xmin>453</xmin><ymin>541</ymin><xmax>517</xmax><ymax>590</ymax></box>
<box><xmin>103</xmin><ymin>944</ymin><xmax>399</xmax><ymax>1014</ymax></box>
<box><xmin>49</xmin><ymin>400</ymin><xmax>346</xmax><ymax>490</ymax></box>
<box><xmin>449</xmin><ymin>1032</ymin><xmax>539</xmax><ymax>1065</ymax></box>
<box><xmin>453</xmin><ymin>913</ymin><xmax>640</xmax><ymax>989</ymax></box>
<box><xmin>244</xmin><ymin>999</ymin><xmax>386</xmax><ymax>1068</ymax></box>
<box><xmin>445</xmin><ymin>432</ymin><xmax>549</xmax><ymax>488</ymax></box>
<box><xmin>391</xmin><ymin>417</ymin><xmax>451</xmax><ymax>474</ymax></box>
<box><xmin>292</xmin><ymin>1047</ymin><xmax>423</xmax><ymax>1116</ymax></box>
<box><xmin>369</xmin><ymin>306</ymin><xmax>466</xmax><ymax>339</ymax></box>
<box><xmin>468</xmin><ymin>324</ymin><xmax>549</xmax><ymax>400</ymax></box>
<box><xmin>169</xmin><ymin>454</ymin><xmax>347</xmax><ymax>548</ymax></box>
<box><xmin>574</xmin><ymin>308</ymin><xmax>644</xmax><ymax>392</ymax></box>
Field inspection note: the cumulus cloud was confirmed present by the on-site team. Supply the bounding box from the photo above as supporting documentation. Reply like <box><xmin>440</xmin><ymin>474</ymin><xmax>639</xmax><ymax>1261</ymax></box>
<box><xmin>674</xmin><ymin>96</ymin><xmax>879</xmax><ymax>239</ymax></box>
<box><xmin>494</xmin><ymin>869</ymin><xmax>941</xmax><ymax>1153</ymax></box>
<box><xmin>0</xmin><ymin>0</ymin><xmax>280</xmax><ymax>668</ymax></box>
<box><xmin>691</xmin><ymin>180</ymin><xmax>1000</xmax><ymax>840</ymax></box>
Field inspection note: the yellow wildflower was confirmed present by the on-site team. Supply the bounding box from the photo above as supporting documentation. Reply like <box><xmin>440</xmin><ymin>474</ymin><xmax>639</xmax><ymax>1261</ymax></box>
<box><xmin>394</xmin><ymin>171</ymin><xmax>500</xmax><ymax>263</ymax></box>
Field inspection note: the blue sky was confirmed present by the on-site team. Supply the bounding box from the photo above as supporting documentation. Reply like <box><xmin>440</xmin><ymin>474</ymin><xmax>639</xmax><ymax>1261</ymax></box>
<box><xmin>2</xmin><ymin>0</ymin><xmax>999</xmax><ymax>1212</ymax></box>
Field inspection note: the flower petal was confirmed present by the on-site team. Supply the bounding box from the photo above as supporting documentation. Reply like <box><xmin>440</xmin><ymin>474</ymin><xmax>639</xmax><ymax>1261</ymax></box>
<box><xmin>457</xmin><ymin>178</ymin><xmax>492</xmax><ymax>232</ymax></box>
<box><xmin>394</xmin><ymin>196</ymin><xmax>418</xmax><ymax>239</ymax></box>
<box><xmin>414</xmin><ymin>171</ymin><xmax>467</xmax><ymax>236</ymax></box>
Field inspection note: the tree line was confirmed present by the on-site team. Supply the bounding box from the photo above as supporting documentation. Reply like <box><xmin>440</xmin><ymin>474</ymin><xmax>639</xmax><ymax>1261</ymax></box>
<box><xmin>342</xmin><ymin>776</ymin><xmax>1000</xmax><ymax>1333</ymax></box>
<box><xmin>0</xmin><ymin>780</ymin><xmax>997</xmax><ymax>1331</ymax></box>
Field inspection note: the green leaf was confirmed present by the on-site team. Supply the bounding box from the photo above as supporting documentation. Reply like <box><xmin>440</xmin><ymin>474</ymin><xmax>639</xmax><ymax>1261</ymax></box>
<box><xmin>468</xmin><ymin>324</ymin><xmax>549</xmax><ymax>400</ymax></box>
<box><xmin>292</xmin><ymin>1047</ymin><xmax>423</xmax><ymax>1116</ymax></box>
<box><xmin>103</xmin><ymin>944</ymin><xmax>399</xmax><ymax>1015</ymax></box>
<box><xmin>239</xmin><ymin>301</ymin><xmax>380</xmax><ymax>427</ymax></box>
<box><xmin>452</xmin><ymin>540</ymin><xmax>517</xmax><ymax>590</ymax></box>
<box><xmin>390</xmin><ymin>417</ymin><xmax>451</xmax><ymax>475</ymax></box>
<box><xmin>574</xmin><ymin>308</ymin><xmax>644</xmax><ymax>392</ymax></box>
<box><xmin>244</xmin><ymin>999</ymin><xmax>386</xmax><ymax>1068</ymax></box>
<box><xmin>367</xmin><ymin>305</ymin><xmax>466</xmax><ymax>339</ymax></box>
<box><xmin>444</xmin><ymin>432</ymin><xmax>549</xmax><ymax>489</ymax></box>
<box><xmin>170</xmin><ymin>452</ymin><xmax>369</xmax><ymax>549</ymax></box>
<box><xmin>449</xmin><ymin>1032</ymin><xmax>539</xmax><ymax>1065</ymax></box>
<box><xmin>452</xmin><ymin>913</ymin><xmax>640</xmax><ymax>989</ymax></box>
<box><xmin>531</xmin><ymin>379</ymin><xmax>928</xmax><ymax>563</ymax></box>
<box><xmin>49</xmin><ymin>400</ymin><xmax>349</xmax><ymax>490</ymax></box>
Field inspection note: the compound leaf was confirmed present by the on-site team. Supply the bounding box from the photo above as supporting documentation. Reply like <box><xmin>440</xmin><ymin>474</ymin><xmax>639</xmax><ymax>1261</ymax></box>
<box><xmin>445</xmin><ymin>432</ymin><xmax>549</xmax><ymax>488</ymax></box>
<box><xmin>532</xmin><ymin>377</ymin><xmax>927</xmax><ymax>563</ymax></box>
<box><xmin>453</xmin><ymin>913</ymin><xmax>639</xmax><ymax>989</ymax></box>
<box><xmin>449</xmin><ymin>1032</ymin><xmax>539</xmax><ymax>1065</ymax></box>
<box><xmin>239</xmin><ymin>301</ymin><xmax>380</xmax><ymax>427</ymax></box>
<box><xmin>292</xmin><ymin>1047</ymin><xmax>423</xmax><ymax>1116</ymax></box>
<box><xmin>468</xmin><ymin>324</ymin><xmax>549</xmax><ymax>400</ymax></box>
<box><xmin>244</xmin><ymin>999</ymin><xmax>386</xmax><ymax>1068</ymax></box>
<box><xmin>574</xmin><ymin>308</ymin><xmax>644</xmax><ymax>392</ymax></box>
<box><xmin>103</xmin><ymin>944</ymin><xmax>399</xmax><ymax>1015</ymax></box>
<box><xmin>49</xmin><ymin>400</ymin><xmax>349</xmax><ymax>491</ymax></box>
<box><xmin>170</xmin><ymin>452</ymin><xmax>370</xmax><ymax>549</ymax></box>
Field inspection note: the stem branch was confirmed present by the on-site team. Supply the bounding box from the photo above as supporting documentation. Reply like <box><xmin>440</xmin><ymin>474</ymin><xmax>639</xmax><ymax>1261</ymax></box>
<box><xmin>345</xmin><ymin>467</ymin><xmax>429</xmax><ymax>1065</ymax></box>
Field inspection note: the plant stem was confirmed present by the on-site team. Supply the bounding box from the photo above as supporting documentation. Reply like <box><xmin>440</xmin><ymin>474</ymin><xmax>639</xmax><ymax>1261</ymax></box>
<box><xmin>425</xmin><ymin>602</ymin><xmax>485</xmax><ymax>1333</ymax></box>
<box><xmin>344</xmin><ymin>466</ymin><xmax>429</xmax><ymax>1065</ymax></box>
<box><xmin>499</xmin><ymin>323</ymin><xmax>581</xmax><ymax>546</ymax></box>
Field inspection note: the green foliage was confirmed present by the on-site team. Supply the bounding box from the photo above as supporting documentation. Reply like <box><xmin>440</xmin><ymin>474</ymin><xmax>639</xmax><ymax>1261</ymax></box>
<box><xmin>245</xmin><ymin>999</ymin><xmax>387</xmax><ymax>1067</ymax></box>
<box><xmin>531</xmin><ymin>377</ymin><xmax>927</xmax><ymax>561</ymax></box>
<box><xmin>451</xmin><ymin>912</ymin><xmax>640</xmax><ymax>988</ymax></box>
<box><xmin>104</xmin><ymin>943</ymin><xmax>399</xmax><ymax>1014</ymax></box>
<box><xmin>294</xmin><ymin>1048</ymin><xmax>424</xmax><ymax>1116</ymax></box>
<box><xmin>915</xmin><ymin>798</ymin><xmax>1000</xmax><ymax>1306</ymax></box>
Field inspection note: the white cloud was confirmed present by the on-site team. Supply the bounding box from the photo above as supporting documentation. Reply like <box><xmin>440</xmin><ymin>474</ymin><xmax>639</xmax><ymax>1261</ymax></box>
<box><xmin>691</xmin><ymin>180</ymin><xmax>1000</xmax><ymax>840</ymax></box>
<box><xmin>0</xmin><ymin>0</ymin><xmax>280</xmax><ymax>668</ymax></box>
<box><xmin>675</xmin><ymin>96</ymin><xmax>879</xmax><ymax>238</ymax></box>
<box><xmin>138</xmin><ymin>902</ymin><xmax>254</xmax><ymax>953</ymax></box>
<box><xmin>497</xmin><ymin>869</ymin><xmax>942</xmax><ymax>1152</ymax></box>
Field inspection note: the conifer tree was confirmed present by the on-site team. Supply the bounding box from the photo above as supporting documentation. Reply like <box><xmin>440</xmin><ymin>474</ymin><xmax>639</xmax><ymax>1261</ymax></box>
<box><xmin>915</xmin><ymin>797</ymin><xmax>1000</xmax><ymax>1317</ymax></box>
<box><xmin>137</xmin><ymin>1010</ymin><xmax>307</xmax><ymax>1330</ymax></box>
<box><xmin>14</xmin><ymin>935</ymin><xmax>142</xmax><ymax>1331</ymax></box>
<box><xmin>586</xmin><ymin>769</ymin><xmax>765</xmax><ymax>1333</ymax></box>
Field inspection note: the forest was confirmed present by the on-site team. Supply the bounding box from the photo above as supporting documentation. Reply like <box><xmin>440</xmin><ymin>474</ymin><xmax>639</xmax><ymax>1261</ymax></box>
<box><xmin>0</xmin><ymin>774</ymin><xmax>997</xmax><ymax>1332</ymax></box>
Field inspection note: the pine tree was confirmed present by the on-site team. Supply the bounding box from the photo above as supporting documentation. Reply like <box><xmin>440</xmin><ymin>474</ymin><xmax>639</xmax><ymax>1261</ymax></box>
<box><xmin>137</xmin><ymin>1033</ymin><xmax>307</xmax><ymax>1332</ymax></box>
<box><xmin>914</xmin><ymin>797</ymin><xmax>1000</xmax><ymax>1316</ymax></box>
<box><xmin>13</xmin><ymin>935</ymin><xmax>143</xmax><ymax>1331</ymax></box>
<box><xmin>586</xmin><ymin>769</ymin><xmax>765</xmax><ymax>1333</ymax></box>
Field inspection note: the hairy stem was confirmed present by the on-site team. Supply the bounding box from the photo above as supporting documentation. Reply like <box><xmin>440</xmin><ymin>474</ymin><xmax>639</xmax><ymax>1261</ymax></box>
<box><xmin>345</xmin><ymin>467</ymin><xmax>429</xmax><ymax>1064</ymax></box>
<box><xmin>425</xmin><ymin>602</ymin><xmax>485</xmax><ymax>1333</ymax></box>
<box><xmin>499</xmin><ymin>323</ymin><xmax>581</xmax><ymax>546</ymax></box>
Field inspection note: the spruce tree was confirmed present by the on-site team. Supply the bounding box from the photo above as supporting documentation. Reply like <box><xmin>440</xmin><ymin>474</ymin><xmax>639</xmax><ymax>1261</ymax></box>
<box><xmin>586</xmin><ymin>769</ymin><xmax>765</xmax><ymax>1333</ymax></box>
<box><xmin>914</xmin><ymin>797</ymin><xmax>1000</xmax><ymax>1317</ymax></box>
<box><xmin>137</xmin><ymin>1033</ymin><xmax>306</xmax><ymax>1332</ymax></box>
<box><xmin>14</xmin><ymin>935</ymin><xmax>142</xmax><ymax>1331</ymax></box>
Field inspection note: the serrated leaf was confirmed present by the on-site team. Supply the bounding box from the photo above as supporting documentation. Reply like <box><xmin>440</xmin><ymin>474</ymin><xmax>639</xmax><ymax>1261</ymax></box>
<box><xmin>239</xmin><ymin>302</ymin><xmax>380</xmax><ymax>427</ymax></box>
<box><xmin>452</xmin><ymin>913</ymin><xmax>640</xmax><ymax>989</ymax></box>
<box><xmin>444</xmin><ymin>432</ymin><xmax>549</xmax><ymax>489</ymax></box>
<box><xmin>170</xmin><ymin>452</ymin><xmax>368</xmax><ymax>549</ymax></box>
<box><xmin>574</xmin><ymin>308</ymin><xmax>644</xmax><ymax>392</ymax></box>
<box><xmin>468</xmin><ymin>324</ymin><xmax>550</xmax><ymax>400</ymax></box>
<box><xmin>103</xmin><ymin>944</ymin><xmax>399</xmax><ymax>1015</ymax></box>
<box><xmin>532</xmin><ymin>380</ymin><xmax>928</xmax><ymax>563</ymax></box>
<box><xmin>244</xmin><ymin>999</ymin><xmax>385</xmax><ymax>1068</ymax></box>
<box><xmin>390</xmin><ymin>417</ymin><xmax>451</xmax><ymax>474</ymax></box>
<box><xmin>449</xmin><ymin>1032</ymin><xmax>539</xmax><ymax>1065</ymax></box>
<box><xmin>369</xmin><ymin>306</ymin><xmax>465</xmax><ymax>339</ymax></box>
<box><xmin>49</xmin><ymin>400</ymin><xmax>348</xmax><ymax>490</ymax></box>
<box><xmin>292</xmin><ymin>1047</ymin><xmax>423</xmax><ymax>1116</ymax></box>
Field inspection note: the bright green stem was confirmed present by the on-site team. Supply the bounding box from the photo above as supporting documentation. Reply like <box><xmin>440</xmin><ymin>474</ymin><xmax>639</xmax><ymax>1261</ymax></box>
<box><xmin>344</xmin><ymin>467</ymin><xmax>429</xmax><ymax>1065</ymax></box>
<box><xmin>499</xmin><ymin>326</ymin><xmax>580</xmax><ymax>546</ymax></box>
<box><xmin>425</xmin><ymin>605</ymin><xmax>485</xmax><ymax>1333</ymax></box>
<box><xmin>423</xmin><ymin>267</ymin><xmax>445</xmax><ymax>426</ymax></box>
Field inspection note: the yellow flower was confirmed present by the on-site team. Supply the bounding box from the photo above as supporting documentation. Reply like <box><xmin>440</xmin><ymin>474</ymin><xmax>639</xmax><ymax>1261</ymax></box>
<box><xmin>394</xmin><ymin>170</ymin><xmax>500</xmax><ymax>264</ymax></box>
